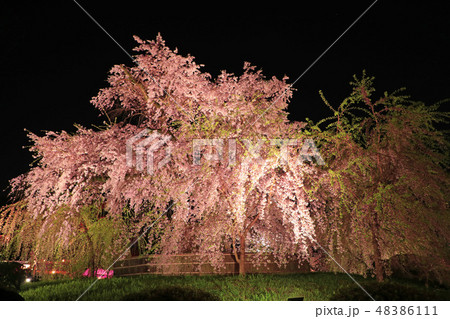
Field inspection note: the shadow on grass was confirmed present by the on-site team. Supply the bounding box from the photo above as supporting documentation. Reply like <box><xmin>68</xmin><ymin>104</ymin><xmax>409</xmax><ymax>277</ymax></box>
<box><xmin>0</xmin><ymin>287</ymin><xmax>25</xmax><ymax>301</ymax></box>
<box><xmin>330</xmin><ymin>282</ymin><xmax>450</xmax><ymax>301</ymax></box>
<box><xmin>120</xmin><ymin>286</ymin><xmax>220</xmax><ymax>301</ymax></box>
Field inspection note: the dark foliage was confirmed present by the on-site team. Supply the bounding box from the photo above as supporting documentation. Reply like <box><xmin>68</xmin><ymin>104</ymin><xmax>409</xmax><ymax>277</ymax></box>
<box><xmin>388</xmin><ymin>254</ymin><xmax>450</xmax><ymax>287</ymax></box>
<box><xmin>330</xmin><ymin>282</ymin><xmax>450</xmax><ymax>301</ymax></box>
<box><xmin>0</xmin><ymin>262</ymin><xmax>26</xmax><ymax>291</ymax></box>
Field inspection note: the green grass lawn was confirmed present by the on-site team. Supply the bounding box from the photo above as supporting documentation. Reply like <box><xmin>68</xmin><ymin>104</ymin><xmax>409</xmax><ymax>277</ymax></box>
<box><xmin>18</xmin><ymin>273</ymin><xmax>450</xmax><ymax>301</ymax></box>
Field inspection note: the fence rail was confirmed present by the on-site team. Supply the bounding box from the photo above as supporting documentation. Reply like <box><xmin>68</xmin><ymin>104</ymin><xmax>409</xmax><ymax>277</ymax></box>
<box><xmin>112</xmin><ymin>253</ymin><xmax>311</xmax><ymax>276</ymax></box>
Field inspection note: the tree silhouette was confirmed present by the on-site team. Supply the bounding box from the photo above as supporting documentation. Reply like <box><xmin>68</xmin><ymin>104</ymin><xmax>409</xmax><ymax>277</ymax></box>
<box><xmin>306</xmin><ymin>72</ymin><xmax>449</xmax><ymax>282</ymax></box>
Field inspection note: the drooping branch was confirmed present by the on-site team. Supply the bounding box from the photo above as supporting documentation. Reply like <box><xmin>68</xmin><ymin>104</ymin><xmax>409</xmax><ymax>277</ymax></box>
<box><xmin>120</xmin><ymin>65</ymin><xmax>149</xmax><ymax>101</ymax></box>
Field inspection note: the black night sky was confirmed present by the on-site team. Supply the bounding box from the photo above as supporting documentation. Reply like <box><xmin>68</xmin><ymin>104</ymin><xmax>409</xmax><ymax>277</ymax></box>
<box><xmin>1</xmin><ymin>1</ymin><xmax>449</xmax><ymax>206</ymax></box>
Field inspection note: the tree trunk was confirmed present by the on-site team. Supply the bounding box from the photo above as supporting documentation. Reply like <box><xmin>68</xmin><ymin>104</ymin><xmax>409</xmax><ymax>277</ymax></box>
<box><xmin>79</xmin><ymin>215</ymin><xmax>96</xmax><ymax>277</ymax></box>
<box><xmin>130</xmin><ymin>236</ymin><xmax>140</xmax><ymax>257</ymax></box>
<box><xmin>82</xmin><ymin>223</ymin><xmax>96</xmax><ymax>277</ymax></box>
<box><xmin>239</xmin><ymin>233</ymin><xmax>246</xmax><ymax>276</ymax></box>
<box><xmin>237</xmin><ymin>212</ymin><xmax>260</xmax><ymax>276</ymax></box>
<box><xmin>370</xmin><ymin>212</ymin><xmax>384</xmax><ymax>282</ymax></box>
<box><xmin>87</xmin><ymin>236</ymin><xmax>96</xmax><ymax>277</ymax></box>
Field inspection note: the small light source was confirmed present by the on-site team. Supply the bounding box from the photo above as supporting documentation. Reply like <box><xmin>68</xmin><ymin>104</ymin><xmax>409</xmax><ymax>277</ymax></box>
<box><xmin>23</xmin><ymin>263</ymin><xmax>30</xmax><ymax>269</ymax></box>
<box><xmin>51</xmin><ymin>270</ymin><xmax>56</xmax><ymax>274</ymax></box>
<box><xmin>62</xmin><ymin>259</ymin><xmax>65</xmax><ymax>263</ymax></box>
<box><xmin>25</xmin><ymin>278</ymin><xmax>32</xmax><ymax>283</ymax></box>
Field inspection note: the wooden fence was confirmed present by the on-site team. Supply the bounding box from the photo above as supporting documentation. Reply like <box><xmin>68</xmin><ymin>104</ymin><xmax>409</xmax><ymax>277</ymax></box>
<box><xmin>112</xmin><ymin>253</ymin><xmax>311</xmax><ymax>276</ymax></box>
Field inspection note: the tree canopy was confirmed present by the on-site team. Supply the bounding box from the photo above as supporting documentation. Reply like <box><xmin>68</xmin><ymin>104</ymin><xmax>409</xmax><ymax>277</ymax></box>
<box><xmin>0</xmin><ymin>35</ymin><xmax>320</xmax><ymax>274</ymax></box>
<box><xmin>305</xmin><ymin>72</ymin><xmax>450</xmax><ymax>281</ymax></box>
<box><xmin>1</xmin><ymin>36</ymin><xmax>448</xmax><ymax>280</ymax></box>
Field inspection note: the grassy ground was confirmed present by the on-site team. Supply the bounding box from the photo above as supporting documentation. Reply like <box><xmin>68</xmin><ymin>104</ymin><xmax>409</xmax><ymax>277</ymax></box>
<box><xmin>19</xmin><ymin>273</ymin><xmax>450</xmax><ymax>301</ymax></box>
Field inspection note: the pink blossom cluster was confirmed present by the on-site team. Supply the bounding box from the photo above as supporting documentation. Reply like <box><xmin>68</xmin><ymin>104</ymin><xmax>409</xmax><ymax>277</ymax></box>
<box><xmin>8</xmin><ymin>34</ymin><xmax>323</xmax><ymax>271</ymax></box>
<box><xmin>82</xmin><ymin>268</ymin><xmax>114</xmax><ymax>279</ymax></box>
